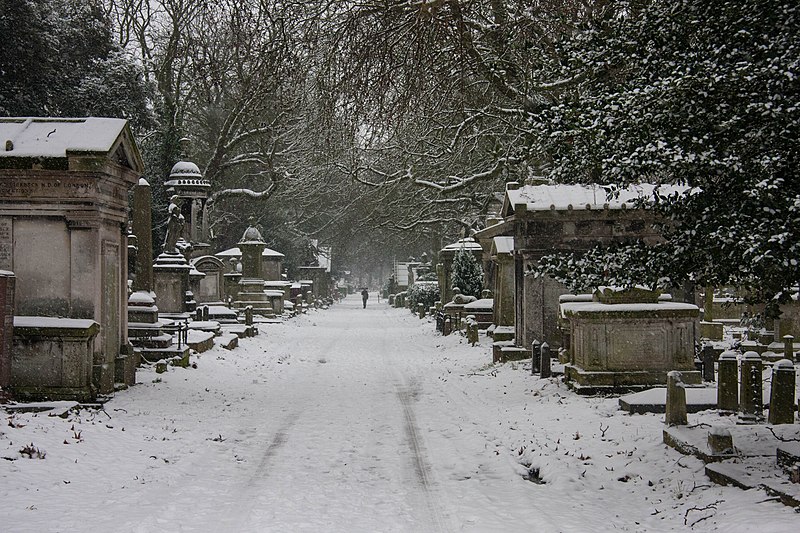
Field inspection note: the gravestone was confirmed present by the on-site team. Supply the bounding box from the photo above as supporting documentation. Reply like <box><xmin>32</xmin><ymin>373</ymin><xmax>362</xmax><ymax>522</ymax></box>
<box><xmin>717</xmin><ymin>350</ymin><xmax>739</xmax><ymax>411</ymax></box>
<box><xmin>665</xmin><ymin>371</ymin><xmax>688</xmax><ymax>426</ymax></box>
<box><xmin>192</xmin><ymin>255</ymin><xmax>225</xmax><ymax>303</ymax></box>
<box><xmin>0</xmin><ymin>117</ymin><xmax>142</xmax><ymax>397</ymax></box>
<box><xmin>739</xmin><ymin>351</ymin><xmax>763</xmax><ymax>423</ymax></box>
<box><xmin>768</xmin><ymin>359</ymin><xmax>796</xmax><ymax>425</ymax></box>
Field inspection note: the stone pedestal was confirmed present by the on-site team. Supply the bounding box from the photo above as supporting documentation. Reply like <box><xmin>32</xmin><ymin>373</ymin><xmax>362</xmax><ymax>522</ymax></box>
<box><xmin>153</xmin><ymin>252</ymin><xmax>192</xmax><ymax>316</ymax></box>
<box><xmin>561</xmin><ymin>287</ymin><xmax>700</xmax><ymax>393</ymax></box>
<box><xmin>235</xmin><ymin>226</ymin><xmax>272</xmax><ymax>315</ymax></box>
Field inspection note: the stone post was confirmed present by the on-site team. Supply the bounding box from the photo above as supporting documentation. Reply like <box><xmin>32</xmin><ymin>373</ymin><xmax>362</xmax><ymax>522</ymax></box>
<box><xmin>245</xmin><ymin>305</ymin><xmax>253</xmax><ymax>326</ymax></box>
<box><xmin>701</xmin><ymin>344</ymin><xmax>716</xmax><ymax>382</ymax></box>
<box><xmin>717</xmin><ymin>350</ymin><xmax>739</xmax><ymax>411</ymax></box>
<box><xmin>665</xmin><ymin>371</ymin><xmax>688</xmax><ymax>426</ymax></box>
<box><xmin>418</xmin><ymin>303</ymin><xmax>426</xmax><ymax>319</ymax></box>
<box><xmin>783</xmin><ymin>335</ymin><xmax>795</xmax><ymax>361</ymax></box>
<box><xmin>768</xmin><ymin>359</ymin><xmax>796</xmax><ymax>425</ymax></box>
<box><xmin>540</xmin><ymin>342</ymin><xmax>552</xmax><ymax>378</ymax></box>
<box><xmin>195</xmin><ymin>308</ymin><xmax>203</xmax><ymax>321</ymax></box>
<box><xmin>531</xmin><ymin>339</ymin><xmax>541</xmax><ymax>375</ymax></box>
<box><xmin>0</xmin><ymin>271</ymin><xmax>15</xmax><ymax>396</ymax></box>
<box><xmin>131</xmin><ymin>179</ymin><xmax>154</xmax><ymax>292</ymax></box>
<box><xmin>739</xmin><ymin>351</ymin><xmax>763</xmax><ymax>423</ymax></box>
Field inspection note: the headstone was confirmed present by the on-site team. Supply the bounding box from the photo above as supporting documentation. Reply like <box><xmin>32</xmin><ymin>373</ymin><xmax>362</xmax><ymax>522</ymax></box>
<box><xmin>707</xmin><ymin>427</ymin><xmax>735</xmax><ymax>456</ymax></box>
<box><xmin>540</xmin><ymin>342</ymin><xmax>552</xmax><ymax>378</ymax></box>
<box><xmin>701</xmin><ymin>344</ymin><xmax>716</xmax><ymax>382</ymax></box>
<box><xmin>768</xmin><ymin>359</ymin><xmax>796</xmax><ymax>425</ymax></box>
<box><xmin>739</xmin><ymin>351</ymin><xmax>763</xmax><ymax>423</ymax></box>
<box><xmin>665</xmin><ymin>371</ymin><xmax>688</xmax><ymax>426</ymax></box>
<box><xmin>418</xmin><ymin>303</ymin><xmax>426</xmax><ymax>319</ymax></box>
<box><xmin>244</xmin><ymin>305</ymin><xmax>253</xmax><ymax>326</ymax></box>
<box><xmin>717</xmin><ymin>350</ymin><xmax>739</xmax><ymax>411</ymax></box>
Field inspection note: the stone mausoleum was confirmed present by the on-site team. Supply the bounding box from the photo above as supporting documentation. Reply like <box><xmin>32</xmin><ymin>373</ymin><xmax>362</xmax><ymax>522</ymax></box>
<box><xmin>0</xmin><ymin>117</ymin><xmax>143</xmax><ymax>400</ymax></box>
<box><xmin>477</xmin><ymin>181</ymin><xmax>685</xmax><ymax>351</ymax></box>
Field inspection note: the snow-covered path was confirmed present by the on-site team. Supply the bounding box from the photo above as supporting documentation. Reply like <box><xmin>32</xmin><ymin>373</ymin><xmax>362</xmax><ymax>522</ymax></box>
<box><xmin>2</xmin><ymin>296</ymin><xmax>798</xmax><ymax>532</ymax></box>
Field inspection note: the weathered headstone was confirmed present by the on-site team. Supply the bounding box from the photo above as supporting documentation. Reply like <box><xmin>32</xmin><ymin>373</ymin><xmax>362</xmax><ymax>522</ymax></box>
<box><xmin>665</xmin><ymin>371</ymin><xmax>688</xmax><ymax>426</ymax></box>
<box><xmin>768</xmin><ymin>359</ymin><xmax>796</xmax><ymax>425</ymax></box>
<box><xmin>708</xmin><ymin>427</ymin><xmax>735</xmax><ymax>456</ymax></box>
<box><xmin>739</xmin><ymin>351</ymin><xmax>763</xmax><ymax>423</ymax></box>
<box><xmin>701</xmin><ymin>344</ymin><xmax>716</xmax><ymax>382</ymax></box>
<box><xmin>717</xmin><ymin>350</ymin><xmax>739</xmax><ymax>411</ymax></box>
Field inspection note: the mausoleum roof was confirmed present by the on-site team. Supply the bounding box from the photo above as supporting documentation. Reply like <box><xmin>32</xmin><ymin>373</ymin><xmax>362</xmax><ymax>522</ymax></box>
<box><xmin>0</xmin><ymin>117</ymin><xmax>144</xmax><ymax>174</ymax></box>
<box><xmin>503</xmin><ymin>183</ymin><xmax>690</xmax><ymax>217</ymax></box>
<box><xmin>0</xmin><ymin>117</ymin><xmax>128</xmax><ymax>158</ymax></box>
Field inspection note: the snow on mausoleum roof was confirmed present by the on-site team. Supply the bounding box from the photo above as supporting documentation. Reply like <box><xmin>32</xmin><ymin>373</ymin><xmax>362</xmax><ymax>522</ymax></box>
<box><xmin>0</xmin><ymin>117</ymin><xmax>129</xmax><ymax>158</ymax></box>
<box><xmin>504</xmin><ymin>183</ymin><xmax>688</xmax><ymax>215</ymax></box>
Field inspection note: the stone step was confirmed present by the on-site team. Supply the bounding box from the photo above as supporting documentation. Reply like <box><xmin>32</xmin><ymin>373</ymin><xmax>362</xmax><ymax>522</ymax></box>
<box><xmin>138</xmin><ymin>345</ymin><xmax>191</xmax><ymax>364</ymax></box>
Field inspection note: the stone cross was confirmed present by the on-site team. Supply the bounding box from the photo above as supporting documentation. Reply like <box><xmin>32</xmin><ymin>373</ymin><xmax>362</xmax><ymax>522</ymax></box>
<box><xmin>768</xmin><ymin>359</ymin><xmax>796</xmax><ymax>425</ymax></box>
<box><xmin>717</xmin><ymin>350</ymin><xmax>739</xmax><ymax>411</ymax></box>
<box><xmin>665</xmin><ymin>371</ymin><xmax>688</xmax><ymax>426</ymax></box>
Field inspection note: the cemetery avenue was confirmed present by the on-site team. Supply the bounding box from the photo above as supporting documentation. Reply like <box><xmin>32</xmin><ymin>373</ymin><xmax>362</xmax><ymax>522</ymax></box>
<box><xmin>2</xmin><ymin>297</ymin><xmax>796</xmax><ymax>532</ymax></box>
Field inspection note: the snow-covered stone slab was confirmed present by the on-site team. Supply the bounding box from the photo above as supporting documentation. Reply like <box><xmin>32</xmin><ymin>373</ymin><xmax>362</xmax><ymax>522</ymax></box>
<box><xmin>2</xmin><ymin>400</ymin><xmax>79</xmax><ymax>416</ymax></box>
<box><xmin>619</xmin><ymin>387</ymin><xmax>718</xmax><ymax>414</ymax></box>
<box><xmin>187</xmin><ymin>330</ymin><xmax>215</xmax><ymax>353</ymax></box>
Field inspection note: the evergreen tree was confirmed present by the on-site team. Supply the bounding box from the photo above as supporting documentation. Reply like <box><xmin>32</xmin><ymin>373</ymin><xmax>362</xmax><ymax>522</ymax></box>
<box><xmin>451</xmin><ymin>248</ymin><xmax>483</xmax><ymax>299</ymax></box>
<box><xmin>0</xmin><ymin>0</ymin><xmax>152</xmax><ymax>129</ymax></box>
<box><xmin>533</xmin><ymin>0</ymin><xmax>800</xmax><ymax>315</ymax></box>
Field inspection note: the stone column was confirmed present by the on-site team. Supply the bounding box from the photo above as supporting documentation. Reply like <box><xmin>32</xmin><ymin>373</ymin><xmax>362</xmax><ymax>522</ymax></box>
<box><xmin>768</xmin><ymin>359</ymin><xmax>796</xmax><ymax>425</ymax></box>
<box><xmin>0</xmin><ymin>271</ymin><xmax>15</xmax><ymax>396</ymax></box>
<box><xmin>131</xmin><ymin>179</ymin><xmax>153</xmax><ymax>293</ymax></box>
<box><xmin>739</xmin><ymin>351</ymin><xmax>763</xmax><ymax>423</ymax></box>
<box><xmin>665</xmin><ymin>371</ymin><xmax>688</xmax><ymax>426</ymax></box>
<box><xmin>717</xmin><ymin>350</ymin><xmax>739</xmax><ymax>411</ymax></box>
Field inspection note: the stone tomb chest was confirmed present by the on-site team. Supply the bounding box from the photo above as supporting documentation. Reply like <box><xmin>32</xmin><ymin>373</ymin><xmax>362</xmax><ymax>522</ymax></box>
<box><xmin>560</xmin><ymin>287</ymin><xmax>700</xmax><ymax>392</ymax></box>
